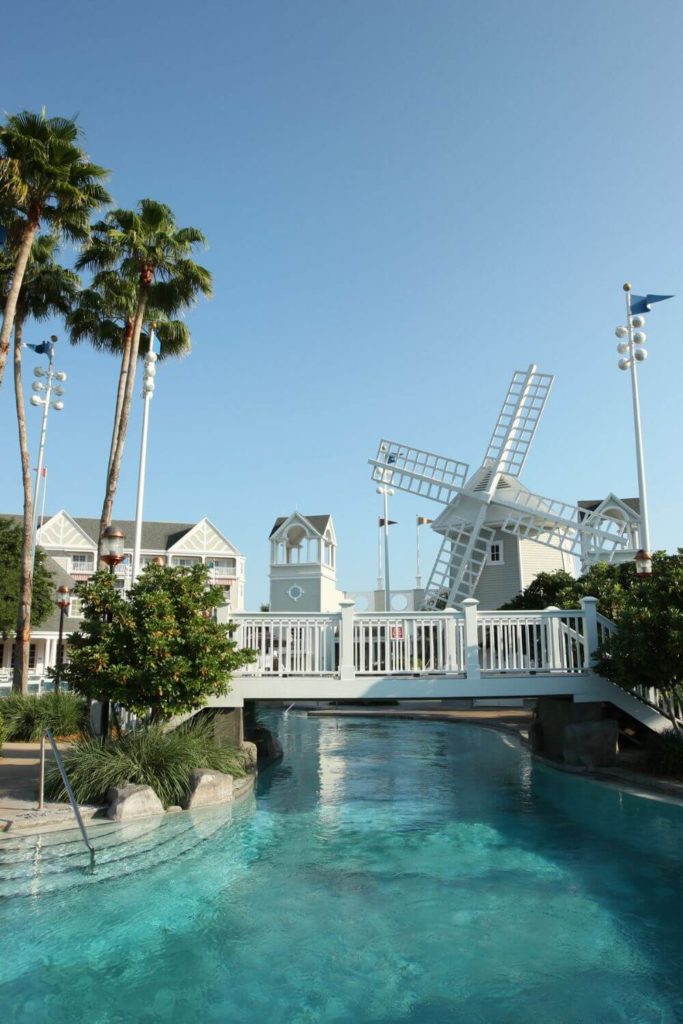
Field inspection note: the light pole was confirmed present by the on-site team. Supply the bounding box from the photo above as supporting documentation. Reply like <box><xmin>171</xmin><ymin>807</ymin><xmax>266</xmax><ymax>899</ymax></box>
<box><xmin>132</xmin><ymin>326</ymin><xmax>158</xmax><ymax>582</ymax></box>
<box><xmin>54</xmin><ymin>584</ymin><xmax>70</xmax><ymax>695</ymax></box>
<box><xmin>614</xmin><ymin>284</ymin><xmax>671</xmax><ymax>576</ymax></box>
<box><xmin>99</xmin><ymin>527</ymin><xmax>125</xmax><ymax>740</ymax></box>
<box><xmin>29</xmin><ymin>336</ymin><xmax>66</xmax><ymax>564</ymax></box>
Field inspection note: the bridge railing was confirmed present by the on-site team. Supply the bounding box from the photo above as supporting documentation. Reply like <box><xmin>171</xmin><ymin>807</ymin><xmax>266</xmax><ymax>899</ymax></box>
<box><xmin>228</xmin><ymin>596</ymin><xmax>605</xmax><ymax>681</ymax></box>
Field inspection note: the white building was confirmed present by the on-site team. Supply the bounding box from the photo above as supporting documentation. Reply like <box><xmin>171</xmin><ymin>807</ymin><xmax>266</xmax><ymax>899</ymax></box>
<box><xmin>0</xmin><ymin>510</ymin><xmax>246</xmax><ymax>684</ymax></box>
<box><xmin>269</xmin><ymin>513</ymin><xmax>345</xmax><ymax>613</ymax></box>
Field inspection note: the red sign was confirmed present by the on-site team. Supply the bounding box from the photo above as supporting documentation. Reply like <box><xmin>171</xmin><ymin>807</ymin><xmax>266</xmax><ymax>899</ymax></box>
<box><xmin>390</xmin><ymin>626</ymin><xmax>404</xmax><ymax>640</ymax></box>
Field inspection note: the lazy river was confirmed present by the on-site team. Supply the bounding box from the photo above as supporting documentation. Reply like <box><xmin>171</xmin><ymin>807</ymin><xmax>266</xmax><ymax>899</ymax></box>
<box><xmin>0</xmin><ymin>712</ymin><xmax>682</xmax><ymax>1023</ymax></box>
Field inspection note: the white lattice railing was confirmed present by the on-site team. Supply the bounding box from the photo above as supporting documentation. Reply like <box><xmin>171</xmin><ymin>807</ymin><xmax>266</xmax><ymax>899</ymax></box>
<box><xmin>477</xmin><ymin>610</ymin><xmax>587</xmax><ymax>674</ymax></box>
<box><xmin>353</xmin><ymin>612</ymin><xmax>465</xmax><ymax>675</ymax></box>
<box><xmin>231</xmin><ymin>614</ymin><xmax>339</xmax><ymax>676</ymax></box>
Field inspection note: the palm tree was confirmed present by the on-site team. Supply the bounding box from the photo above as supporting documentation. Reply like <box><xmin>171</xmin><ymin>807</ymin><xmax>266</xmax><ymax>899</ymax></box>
<box><xmin>76</xmin><ymin>199</ymin><xmax>212</xmax><ymax>557</ymax></box>
<box><xmin>67</xmin><ymin>271</ymin><xmax>192</xmax><ymax>507</ymax></box>
<box><xmin>0</xmin><ymin>110</ymin><xmax>110</xmax><ymax>393</ymax></box>
<box><xmin>1</xmin><ymin>236</ymin><xmax>79</xmax><ymax>692</ymax></box>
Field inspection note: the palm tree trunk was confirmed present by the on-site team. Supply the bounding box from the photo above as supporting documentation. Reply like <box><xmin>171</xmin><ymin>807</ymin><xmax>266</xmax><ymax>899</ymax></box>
<box><xmin>98</xmin><ymin>294</ymin><xmax>148</xmax><ymax>558</ymax></box>
<box><xmin>12</xmin><ymin>316</ymin><xmax>33</xmax><ymax>694</ymax></box>
<box><xmin>0</xmin><ymin>224</ymin><xmax>36</xmax><ymax>393</ymax></box>
<box><xmin>97</xmin><ymin>323</ymin><xmax>134</xmax><ymax>564</ymax></box>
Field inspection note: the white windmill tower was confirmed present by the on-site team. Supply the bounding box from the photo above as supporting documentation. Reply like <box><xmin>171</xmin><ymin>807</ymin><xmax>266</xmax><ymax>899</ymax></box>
<box><xmin>369</xmin><ymin>365</ymin><xmax>634</xmax><ymax>610</ymax></box>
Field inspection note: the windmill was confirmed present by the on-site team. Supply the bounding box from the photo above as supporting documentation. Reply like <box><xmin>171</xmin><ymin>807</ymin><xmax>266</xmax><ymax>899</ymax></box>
<box><xmin>369</xmin><ymin>365</ymin><xmax>634</xmax><ymax>609</ymax></box>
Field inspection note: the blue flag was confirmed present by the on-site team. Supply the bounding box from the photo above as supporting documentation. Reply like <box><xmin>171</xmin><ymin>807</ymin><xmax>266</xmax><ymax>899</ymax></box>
<box><xmin>26</xmin><ymin>341</ymin><xmax>53</xmax><ymax>357</ymax></box>
<box><xmin>630</xmin><ymin>294</ymin><xmax>674</xmax><ymax>315</ymax></box>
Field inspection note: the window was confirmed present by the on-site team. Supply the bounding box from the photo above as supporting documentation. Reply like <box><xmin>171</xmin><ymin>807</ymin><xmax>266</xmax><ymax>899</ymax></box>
<box><xmin>71</xmin><ymin>552</ymin><xmax>94</xmax><ymax>572</ymax></box>
<box><xmin>488</xmin><ymin>541</ymin><xmax>504</xmax><ymax>565</ymax></box>
<box><xmin>175</xmin><ymin>556</ymin><xmax>200</xmax><ymax>567</ymax></box>
<box><xmin>11</xmin><ymin>643</ymin><xmax>36</xmax><ymax>668</ymax></box>
<box><xmin>69</xmin><ymin>596</ymin><xmax>83</xmax><ymax>618</ymax></box>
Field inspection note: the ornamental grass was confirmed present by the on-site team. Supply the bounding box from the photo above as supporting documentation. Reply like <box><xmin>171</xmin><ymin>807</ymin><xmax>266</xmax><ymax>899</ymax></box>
<box><xmin>0</xmin><ymin>692</ymin><xmax>88</xmax><ymax>742</ymax></box>
<box><xmin>45</xmin><ymin>720</ymin><xmax>248</xmax><ymax>808</ymax></box>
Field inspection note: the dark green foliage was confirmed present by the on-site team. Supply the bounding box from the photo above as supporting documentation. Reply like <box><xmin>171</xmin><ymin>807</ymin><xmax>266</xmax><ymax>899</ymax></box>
<box><xmin>45</xmin><ymin>721</ymin><xmax>248</xmax><ymax>807</ymax></box>
<box><xmin>645</xmin><ymin>730</ymin><xmax>683</xmax><ymax>778</ymax></box>
<box><xmin>0</xmin><ymin>713</ymin><xmax>6</xmax><ymax>754</ymax></box>
<box><xmin>501</xmin><ymin>561</ymin><xmax>638</xmax><ymax>620</ymax></box>
<box><xmin>58</xmin><ymin>564</ymin><xmax>255</xmax><ymax>720</ymax></box>
<box><xmin>0</xmin><ymin>691</ymin><xmax>88</xmax><ymax>741</ymax></box>
<box><xmin>0</xmin><ymin>517</ymin><xmax>53</xmax><ymax>636</ymax></box>
<box><xmin>594</xmin><ymin>551</ymin><xmax>683</xmax><ymax>733</ymax></box>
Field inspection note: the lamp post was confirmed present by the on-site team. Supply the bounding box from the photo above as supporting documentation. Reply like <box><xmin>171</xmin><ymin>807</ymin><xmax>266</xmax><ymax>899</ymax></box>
<box><xmin>99</xmin><ymin>527</ymin><xmax>125</xmax><ymax>740</ymax></box>
<box><xmin>614</xmin><ymin>284</ymin><xmax>653</xmax><ymax>575</ymax></box>
<box><xmin>132</xmin><ymin>326</ymin><xmax>158</xmax><ymax>582</ymax></box>
<box><xmin>54</xmin><ymin>584</ymin><xmax>70</xmax><ymax>695</ymax></box>
<box><xmin>29</xmin><ymin>336</ymin><xmax>66</xmax><ymax>565</ymax></box>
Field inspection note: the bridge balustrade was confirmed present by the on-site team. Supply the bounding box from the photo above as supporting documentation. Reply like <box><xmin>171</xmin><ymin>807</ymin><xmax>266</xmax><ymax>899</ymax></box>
<box><xmin>228</xmin><ymin>597</ymin><xmax>602</xmax><ymax>681</ymax></box>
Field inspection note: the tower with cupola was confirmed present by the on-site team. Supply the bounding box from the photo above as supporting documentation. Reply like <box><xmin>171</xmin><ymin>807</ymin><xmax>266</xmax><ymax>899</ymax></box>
<box><xmin>269</xmin><ymin>513</ymin><xmax>342</xmax><ymax>612</ymax></box>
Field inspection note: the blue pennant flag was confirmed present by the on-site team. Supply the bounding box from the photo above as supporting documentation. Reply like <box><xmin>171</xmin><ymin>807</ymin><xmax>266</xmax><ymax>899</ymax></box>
<box><xmin>26</xmin><ymin>340</ymin><xmax>53</xmax><ymax>357</ymax></box>
<box><xmin>630</xmin><ymin>293</ymin><xmax>674</xmax><ymax>315</ymax></box>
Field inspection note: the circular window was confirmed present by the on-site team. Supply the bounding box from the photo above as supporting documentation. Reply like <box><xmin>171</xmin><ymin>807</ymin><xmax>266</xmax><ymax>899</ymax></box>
<box><xmin>288</xmin><ymin>585</ymin><xmax>304</xmax><ymax>601</ymax></box>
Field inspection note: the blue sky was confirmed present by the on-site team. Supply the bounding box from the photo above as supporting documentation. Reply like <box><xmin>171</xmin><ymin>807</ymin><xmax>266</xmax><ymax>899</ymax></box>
<box><xmin>1</xmin><ymin>0</ymin><xmax>682</xmax><ymax>605</ymax></box>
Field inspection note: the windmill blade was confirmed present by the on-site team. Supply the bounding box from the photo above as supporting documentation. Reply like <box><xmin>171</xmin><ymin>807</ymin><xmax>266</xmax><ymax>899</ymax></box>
<box><xmin>422</xmin><ymin>518</ymin><xmax>495</xmax><ymax>609</ymax></box>
<box><xmin>496</xmin><ymin>489</ymin><xmax>631</xmax><ymax>556</ymax></box>
<box><xmin>369</xmin><ymin>439</ymin><xmax>469</xmax><ymax>505</ymax></box>
<box><xmin>483</xmin><ymin>365</ymin><xmax>554</xmax><ymax>478</ymax></box>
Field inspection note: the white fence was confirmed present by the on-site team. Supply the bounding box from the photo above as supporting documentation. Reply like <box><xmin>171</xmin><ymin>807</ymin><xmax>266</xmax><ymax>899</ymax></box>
<box><xmin>229</xmin><ymin>597</ymin><xmax>603</xmax><ymax>681</ymax></box>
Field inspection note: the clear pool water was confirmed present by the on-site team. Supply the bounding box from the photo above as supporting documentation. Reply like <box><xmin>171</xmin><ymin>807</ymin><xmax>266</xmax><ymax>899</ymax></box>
<box><xmin>1</xmin><ymin>713</ymin><xmax>682</xmax><ymax>1023</ymax></box>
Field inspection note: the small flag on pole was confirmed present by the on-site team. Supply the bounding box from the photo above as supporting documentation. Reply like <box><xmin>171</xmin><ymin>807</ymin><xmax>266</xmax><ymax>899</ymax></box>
<box><xmin>416</xmin><ymin>516</ymin><xmax>433</xmax><ymax>525</ymax></box>
<box><xmin>630</xmin><ymin>294</ymin><xmax>674</xmax><ymax>315</ymax></box>
<box><xmin>379</xmin><ymin>518</ymin><xmax>397</xmax><ymax>527</ymax></box>
<box><xmin>26</xmin><ymin>340</ymin><xmax>54</xmax><ymax>357</ymax></box>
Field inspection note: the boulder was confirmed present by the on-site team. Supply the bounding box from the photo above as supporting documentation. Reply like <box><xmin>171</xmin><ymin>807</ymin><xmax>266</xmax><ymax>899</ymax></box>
<box><xmin>241</xmin><ymin>740</ymin><xmax>258</xmax><ymax>772</ymax></box>
<box><xmin>562</xmin><ymin>719</ymin><xmax>619</xmax><ymax>768</ymax></box>
<box><xmin>107</xmin><ymin>784</ymin><xmax>165</xmax><ymax>821</ymax></box>
<box><xmin>182</xmin><ymin>769</ymin><xmax>233</xmax><ymax>810</ymax></box>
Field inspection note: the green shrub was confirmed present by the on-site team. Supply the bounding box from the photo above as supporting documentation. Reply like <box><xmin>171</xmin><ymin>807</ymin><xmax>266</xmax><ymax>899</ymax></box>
<box><xmin>0</xmin><ymin>692</ymin><xmax>88</xmax><ymax>742</ymax></box>
<box><xmin>646</xmin><ymin>729</ymin><xmax>683</xmax><ymax>778</ymax></box>
<box><xmin>0</xmin><ymin>713</ymin><xmax>6</xmax><ymax>756</ymax></box>
<box><xmin>45</xmin><ymin>720</ymin><xmax>249</xmax><ymax>807</ymax></box>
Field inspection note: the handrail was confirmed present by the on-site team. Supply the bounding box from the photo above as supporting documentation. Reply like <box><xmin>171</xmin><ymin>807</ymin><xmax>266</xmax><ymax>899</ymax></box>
<box><xmin>41</xmin><ymin>728</ymin><xmax>95</xmax><ymax>867</ymax></box>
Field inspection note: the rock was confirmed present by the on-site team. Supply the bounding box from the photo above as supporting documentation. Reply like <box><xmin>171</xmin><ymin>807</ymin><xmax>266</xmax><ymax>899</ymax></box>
<box><xmin>529</xmin><ymin>720</ymin><xmax>544</xmax><ymax>754</ymax></box>
<box><xmin>106</xmin><ymin>784</ymin><xmax>165</xmax><ymax>821</ymax></box>
<box><xmin>182</xmin><ymin>769</ymin><xmax>234</xmax><ymax>810</ymax></box>
<box><xmin>251</xmin><ymin>726</ymin><xmax>283</xmax><ymax>763</ymax></box>
<box><xmin>562</xmin><ymin>719</ymin><xmax>619</xmax><ymax>768</ymax></box>
<box><xmin>166</xmin><ymin>805</ymin><xmax>183</xmax><ymax>814</ymax></box>
<box><xmin>241</xmin><ymin>740</ymin><xmax>258</xmax><ymax>771</ymax></box>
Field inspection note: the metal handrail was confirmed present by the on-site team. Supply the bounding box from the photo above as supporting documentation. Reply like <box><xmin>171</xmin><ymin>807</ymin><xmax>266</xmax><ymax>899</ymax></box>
<box><xmin>40</xmin><ymin>728</ymin><xmax>95</xmax><ymax>866</ymax></box>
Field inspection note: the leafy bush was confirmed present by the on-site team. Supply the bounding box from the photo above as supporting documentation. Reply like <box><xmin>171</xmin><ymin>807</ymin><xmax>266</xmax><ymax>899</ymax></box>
<box><xmin>0</xmin><ymin>692</ymin><xmax>88</xmax><ymax>741</ymax></box>
<box><xmin>646</xmin><ymin>730</ymin><xmax>683</xmax><ymax>778</ymax></box>
<box><xmin>0</xmin><ymin>713</ymin><xmax>6</xmax><ymax>755</ymax></box>
<box><xmin>45</xmin><ymin>720</ymin><xmax>248</xmax><ymax>807</ymax></box>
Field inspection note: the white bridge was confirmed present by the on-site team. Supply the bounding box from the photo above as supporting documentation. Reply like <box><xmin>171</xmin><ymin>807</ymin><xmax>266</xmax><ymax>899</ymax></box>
<box><xmin>215</xmin><ymin>598</ymin><xmax>671</xmax><ymax>732</ymax></box>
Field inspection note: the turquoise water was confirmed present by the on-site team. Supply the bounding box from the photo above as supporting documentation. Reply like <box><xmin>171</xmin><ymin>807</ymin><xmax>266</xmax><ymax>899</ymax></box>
<box><xmin>1</xmin><ymin>713</ymin><xmax>682</xmax><ymax>1023</ymax></box>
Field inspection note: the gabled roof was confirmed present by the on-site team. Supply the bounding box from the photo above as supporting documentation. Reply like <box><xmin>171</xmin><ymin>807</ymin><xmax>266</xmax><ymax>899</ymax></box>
<box><xmin>578</xmin><ymin>496</ymin><xmax>640</xmax><ymax>518</ymax></box>
<box><xmin>70</xmin><ymin>517</ymin><xmax>197</xmax><ymax>551</ymax></box>
<box><xmin>269</xmin><ymin>514</ymin><xmax>333</xmax><ymax>539</ymax></box>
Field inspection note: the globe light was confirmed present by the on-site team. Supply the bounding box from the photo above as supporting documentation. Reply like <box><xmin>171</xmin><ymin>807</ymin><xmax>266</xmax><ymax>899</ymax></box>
<box><xmin>617</xmin><ymin>342</ymin><xmax>629</xmax><ymax>354</ymax></box>
<box><xmin>634</xmin><ymin>348</ymin><xmax>647</xmax><ymax>361</ymax></box>
<box><xmin>618</xmin><ymin>358</ymin><xmax>631</xmax><ymax>370</ymax></box>
<box><xmin>51</xmin><ymin>400</ymin><xmax>64</xmax><ymax>411</ymax></box>
<box><xmin>631</xmin><ymin>315</ymin><xmax>646</xmax><ymax>328</ymax></box>
<box><xmin>55</xmin><ymin>371</ymin><xmax>67</xmax><ymax>382</ymax></box>
<box><xmin>33</xmin><ymin>366</ymin><xmax>46</xmax><ymax>378</ymax></box>
<box><xmin>53</xmin><ymin>385</ymin><xmax>64</xmax><ymax>396</ymax></box>
<box><xmin>30</xmin><ymin>395</ymin><xmax>44</xmax><ymax>406</ymax></box>
<box><xmin>633</xmin><ymin>331</ymin><xmax>647</xmax><ymax>345</ymax></box>
<box><xmin>146</xmin><ymin>351</ymin><xmax>158</xmax><ymax>363</ymax></box>
<box><xmin>31</xmin><ymin>381</ymin><xmax>45</xmax><ymax>392</ymax></box>
<box><xmin>615</xmin><ymin>326</ymin><xmax>628</xmax><ymax>338</ymax></box>
<box><xmin>145</xmin><ymin>362</ymin><xmax>156</xmax><ymax>377</ymax></box>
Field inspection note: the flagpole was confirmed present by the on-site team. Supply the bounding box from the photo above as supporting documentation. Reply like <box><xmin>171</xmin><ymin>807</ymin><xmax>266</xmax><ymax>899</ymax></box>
<box><xmin>39</xmin><ymin>467</ymin><xmax>48</xmax><ymax>539</ymax></box>
<box><xmin>382</xmin><ymin>487</ymin><xmax>392</xmax><ymax>611</ymax></box>
<box><xmin>416</xmin><ymin>518</ymin><xmax>422</xmax><ymax>589</ymax></box>
<box><xmin>376</xmin><ymin>520</ymin><xmax>383</xmax><ymax>590</ymax></box>
<box><xmin>31</xmin><ymin>343</ymin><xmax>55</xmax><ymax>565</ymax></box>
<box><xmin>623</xmin><ymin>283</ymin><xmax>652</xmax><ymax>565</ymax></box>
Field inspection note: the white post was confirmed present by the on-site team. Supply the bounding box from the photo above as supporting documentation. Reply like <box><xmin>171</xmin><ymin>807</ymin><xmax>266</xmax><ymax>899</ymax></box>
<box><xmin>580</xmin><ymin>596</ymin><xmax>599</xmax><ymax>671</ymax></box>
<box><xmin>31</xmin><ymin>346</ymin><xmax>55</xmax><ymax>565</ymax></box>
<box><xmin>338</xmin><ymin>599</ymin><xmax>356</xmax><ymax>681</ymax></box>
<box><xmin>544</xmin><ymin>606</ymin><xmax>564</xmax><ymax>671</ymax></box>
<box><xmin>624</xmin><ymin>285</ymin><xmax>652</xmax><ymax>557</ymax></box>
<box><xmin>416</xmin><ymin>518</ymin><xmax>422</xmax><ymax>589</ymax></box>
<box><xmin>132</xmin><ymin>327</ymin><xmax>156</xmax><ymax>582</ymax></box>
<box><xmin>460</xmin><ymin>598</ymin><xmax>481</xmax><ymax>681</ymax></box>
<box><xmin>382</xmin><ymin>487</ymin><xmax>392</xmax><ymax>611</ymax></box>
<box><xmin>444</xmin><ymin>606</ymin><xmax>458</xmax><ymax>674</ymax></box>
<box><xmin>376</xmin><ymin>520</ymin><xmax>383</xmax><ymax>591</ymax></box>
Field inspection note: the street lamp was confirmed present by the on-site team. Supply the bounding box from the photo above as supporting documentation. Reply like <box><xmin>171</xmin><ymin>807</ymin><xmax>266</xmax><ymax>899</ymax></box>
<box><xmin>54</xmin><ymin>584</ymin><xmax>70</xmax><ymax>695</ymax></box>
<box><xmin>29</xmin><ymin>336</ymin><xmax>66</xmax><ymax>566</ymax></box>
<box><xmin>613</xmin><ymin>284</ymin><xmax>672</xmax><ymax>576</ymax></box>
<box><xmin>98</xmin><ymin>527</ymin><xmax>125</xmax><ymax>740</ymax></box>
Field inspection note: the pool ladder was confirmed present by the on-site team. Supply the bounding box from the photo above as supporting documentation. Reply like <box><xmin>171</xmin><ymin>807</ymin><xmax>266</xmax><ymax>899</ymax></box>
<box><xmin>39</xmin><ymin>728</ymin><xmax>96</xmax><ymax>868</ymax></box>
